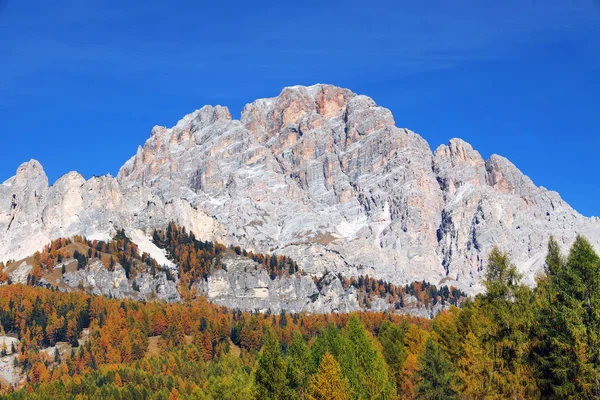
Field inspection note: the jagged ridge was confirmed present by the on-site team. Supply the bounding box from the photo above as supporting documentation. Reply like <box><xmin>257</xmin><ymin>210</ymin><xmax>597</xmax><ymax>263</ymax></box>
<box><xmin>1</xmin><ymin>84</ymin><xmax>599</xmax><ymax>294</ymax></box>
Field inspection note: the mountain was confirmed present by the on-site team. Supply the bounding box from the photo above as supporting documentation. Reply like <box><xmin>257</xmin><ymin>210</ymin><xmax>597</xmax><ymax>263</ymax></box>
<box><xmin>1</xmin><ymin>84</ymin><xmax>599</xmax><ymax>294</ymax></box>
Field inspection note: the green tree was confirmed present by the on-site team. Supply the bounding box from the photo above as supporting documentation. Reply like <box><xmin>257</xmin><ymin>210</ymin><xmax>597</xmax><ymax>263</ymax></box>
<box><xmin>254</xmin><ymin>328</ymin><xmax>286</xmax><ymax>400</ymax></box>
<box><xmin>567</xmin><ymin>236</ymin><xmax>600</xmax><ymax>397</ymax></box>
<box><xmin>531</xmin><ymin>236</ymin><xmax>574</xmax><ymax>398</ymax></box>
<box><xmin>533</xmin><ymin>235</ymin><xmax>600</xmax><ymax>398</ymax></box>
<box><xmin>416</xmin><ymin>337</ymin><xmax>458</xmax><ymax>400</ymax></box>
<box><xmin>477</xmin><ymin>247</ymin><xmax>537</xmax><ymax>398</ymax></box>
<box><xmin>344</xmin><ymin>315</ymin><xmax>394</xmax><ymax>400</ymax></box>
<box><xmin>285</xmin><ymin>333</ymin><xmax>313</xmax><ymax>400</ymax></box>
<box><xmin>205</xmin><ymin>353</ymin><xmax>252</xmax><ymax>400</ymax></box>
<box><xmin>378</xmin><ymin>320</ymin><xmax>408</xmax><ymax>397</ymax></box>
<box><xmin>483</xmin><ymin>247</ymin><xmax>522</xmax><ymax>301</ymax></box>
<box><xmin>311</xmin><ymin>324</ymin><xmax>348</xmax><ymax>367</ymax></box>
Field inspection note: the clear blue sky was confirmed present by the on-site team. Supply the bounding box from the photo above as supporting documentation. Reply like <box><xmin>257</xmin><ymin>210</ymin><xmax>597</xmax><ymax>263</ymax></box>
<box><xmin>1</xmin><ymin>1</ymin><xmax>598</xmax><ymax>216</ymax></box>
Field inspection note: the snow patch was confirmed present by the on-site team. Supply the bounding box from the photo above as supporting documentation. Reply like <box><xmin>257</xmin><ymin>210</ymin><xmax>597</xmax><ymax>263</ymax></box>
<box><xmin>336</xmin><ymin>213</ymin><xmax>368</xmax><ymax>239</ymax></box>
<box><xmin>86</xmin><ymin>232</ymin><xmax>112</xmax><ymax>242</ymax></box>
<box><xmin>128</xmin><ymin>229</ymin><xmax>175</xmax><ymax>268</ymax></box>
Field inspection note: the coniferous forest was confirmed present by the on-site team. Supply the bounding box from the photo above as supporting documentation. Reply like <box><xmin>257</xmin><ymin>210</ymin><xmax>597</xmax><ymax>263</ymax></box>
<box><xmin>0</xmin><ymin>235</ymin><xmax>598</xmax><ymax>399</ymax></box>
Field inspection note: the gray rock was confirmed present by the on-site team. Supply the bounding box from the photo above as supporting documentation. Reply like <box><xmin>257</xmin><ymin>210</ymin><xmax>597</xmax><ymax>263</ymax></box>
<box><xmin>196</xmin><ymin>253</ymin><xmax>397</xmax><ymax>314</ymax></box>
<box><xmin>0</xmin><ymin>84</ymin><xmax>598</xmax><ymax>298</ymax></box>
<box><xmin>8</xmin><ymin>261</ymin><xmax>32</xmax><ymax>284</ymax></box>
<box><xmin>61</xmin><ymin>259</ymin><xmax>180</xmax><ymax>302</ymax></box>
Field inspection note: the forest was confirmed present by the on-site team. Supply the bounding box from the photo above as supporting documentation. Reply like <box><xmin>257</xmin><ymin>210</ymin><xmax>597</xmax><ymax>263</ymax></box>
<box><xmin>0</xmin><ymin>234</ymin><xmax>598</xmax><ymax>399</ymax></box>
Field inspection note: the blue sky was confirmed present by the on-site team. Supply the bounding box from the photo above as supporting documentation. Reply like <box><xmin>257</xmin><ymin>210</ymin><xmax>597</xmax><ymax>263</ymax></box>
<box><xmin>0</xmin><ymin>1</ymin><xmax>598</xmax><ymax>216</ymax></box>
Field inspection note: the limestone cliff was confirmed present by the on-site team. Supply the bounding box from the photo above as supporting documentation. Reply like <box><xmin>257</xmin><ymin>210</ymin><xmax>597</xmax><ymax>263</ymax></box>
<box><xmin>1</xmin><ymin>84</ymin><xmax>599</xmax><ymax>295</ymax></box>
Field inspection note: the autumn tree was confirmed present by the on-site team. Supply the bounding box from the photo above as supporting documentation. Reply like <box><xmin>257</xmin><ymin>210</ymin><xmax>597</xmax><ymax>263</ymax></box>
<box><xmin>307</xmin><ymin>352</ymin><xmax>352</xmax><ymax>400</ymax></box>
<box><xmin>477</xmin><ymin>247</ymin><xmax>537</xmax><ymax>398</ymax></box>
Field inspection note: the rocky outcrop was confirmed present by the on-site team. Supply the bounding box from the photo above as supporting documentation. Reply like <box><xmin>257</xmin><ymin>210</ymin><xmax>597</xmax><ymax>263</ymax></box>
<box><xmin>59</xmin><ymin>259</ymin><xmax>180</xmax><ymax>302</ymax></box>
<box><xmin>8</xmin><ymin>261</ymin><xmax>32</xmax><ymax>284</ymax></box>
<box><xmin>196</xmin><ymin>253</ymin><xmax>368</xmax><ymax>314</ymax></box>
<box><xmin>196</xmin><ymin>253</ymin><xmax>428</xmax><ymax>316</ymax></box>
<box><xmin>0</xmin><ymin>336</ymin><xmax>21</xmax><ymax>386</ymax></box>
<box><xmin>1</xmin><ymin>84</ymin><xmax>599</xmax><ymax>296</ymax></box>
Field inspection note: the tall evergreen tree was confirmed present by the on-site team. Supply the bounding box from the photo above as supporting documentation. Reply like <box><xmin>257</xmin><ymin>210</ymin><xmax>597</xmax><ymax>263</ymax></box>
<box><xmin>254</xmin><ymin>328</ymin><xmax>286</xmax><ymax>400</ymax></box>
<box><xmin>311</xmin><ymin>324</ymin><xmax>348</xmax><ymax>368</ymax></box>
<box><xmin>378</xmin><ymin>320</ymin><xmax>408</xmax><ymax>397</ymax></box>
<box><xmin>416</xmin><ymin>337</ymin><xmax>458</xmax><ymax>400</ymax></box>
<box><xmin>566</xmin><ymin>236</ymin><xmax>600</xmax><ymax>397</ymax></box>
<box><xmin>285</xmin><ymin>333</ymin><xmax>313</xmax><ymax>400</ymax></box>
<box><xmin>531</xmin><ymin>236</ymin><xmax>574</xmax><ymax>398</ymax></box>
<box><xmin>344</xmin><ymin>315</ymin><xmax>394</xmax><ymax>400</ymax></box>
<box><xmin>533</xmin><ymin>235</ymin><xmax>600</xmax><ymax>398</ymax></box>
<box><xmin>456</xmin><ymin>331</ymin><xmax>490</xmax><ymax>399</ymax></box>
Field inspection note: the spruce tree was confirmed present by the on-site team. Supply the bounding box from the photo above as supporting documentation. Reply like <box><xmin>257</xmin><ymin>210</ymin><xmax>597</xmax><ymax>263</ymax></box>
<box><xmin>416</xmin><ymin>337</ymin><xmax>458</xmax><ymax>400</ymax></box>
<box><xmin>285</xmin><ymin>333</ymin><xmax>313</xmax><ymax>400</ymax></box>
<box><xmin>254</xmin><ymin>328</ymin><xmax>286</xmax><ymax>400</ymax></box>
<box><xmin>533</xmin><ymin>235</ymin><xmax>600</xmax><ymax>398</ymax></box>
<box><xmin>311</xmin><ymin>324</ymin><xmax>348</xmax><ymax>368</ymax></box>
<box><xmin>567</xmin><ymin>236</ymin><xmax>600</xmax><ymax>397</ymax></box>
<box><xmin>378</xmin><ymin>320</ymin><xmax>408</xmax><ymax>397</ymax></box>
<box><xmin>532</xmin><ymin>236</ymin><xmax>574</xmax><ymax>398</ymax></box>
<box><xmin>344</xmin><ymin>315</ymin><xmax>394</xmax><ymax>400</ymax></box>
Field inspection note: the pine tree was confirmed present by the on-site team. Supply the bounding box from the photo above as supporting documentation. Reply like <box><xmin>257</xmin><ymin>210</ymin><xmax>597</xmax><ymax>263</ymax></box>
<box><xmin>206</xmin><ymin>353</ymin><xmax>253</xmax><ymax>400</ymax></box>
<box><xmin>254</xmin><ymin>328</ymin><xmax>286</xmax><ymax>400</ymax></box>
<box><xmin>311</xmin><ymin>324</ymin><xmax>348</xmax><ymax>366</ymax></box>
<box><xmin>416</xmin><ymin>337</ymin><xmax>457</xmax><ymax>400</ymax></box>
<box><xmin>531</xmin><ymin>236</ymin><xmax>600</xmax><ymax>398</ymax></box>
<box><xmin>378</xmin><ymin>320</ymin><xmax>408</xmax><ymax>397</ymax></box>
<box><xmin>344</xmin><ymin>315</ymin><xmax>394</xmax><ymax>399</ymax></box>
<box><xmin>570</xmin><ymin>236</ymin><xmax>600</xmax><ymax>397</ymax></box>
<box><xmin>285</xmin><ymin>333</ymin><xmax>313</xmax><ymax>400</ymax></box>
<box><xmin>307</xmin><ymin>352</ymin><xmax>352</xmax><ymax>400</ymax></box>
<box><xmin>531</xmin><ymin>236</ymin><xmax>574</xmax><ymax>398</ymax></box>
<box><xmin>483</xmin><ymin>247</ymin><xmax>522</xmax><ymax>301</ymax></box>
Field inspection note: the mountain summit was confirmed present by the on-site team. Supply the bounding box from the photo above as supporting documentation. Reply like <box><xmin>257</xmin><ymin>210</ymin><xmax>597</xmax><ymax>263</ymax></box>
<box><xmin>1</xmin><ymin>84</ymin><xmax>599</xmax><ymax>292</ymax></box>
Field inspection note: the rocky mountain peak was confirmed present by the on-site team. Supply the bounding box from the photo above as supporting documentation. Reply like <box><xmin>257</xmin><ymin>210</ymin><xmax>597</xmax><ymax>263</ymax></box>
<box><xmin>1</xmin><ymin>84</ymin><xmax>599</xmax><ymax>295</ymax></box>
<box><xmin>485</xmin><ymin>154</ymin><xmax>538</xmax><ymax>197</ymax></box>
<box><xmin>14</xmin><ymin>159</ymin><xmax>48</xmax><ymax>187</ymax></box>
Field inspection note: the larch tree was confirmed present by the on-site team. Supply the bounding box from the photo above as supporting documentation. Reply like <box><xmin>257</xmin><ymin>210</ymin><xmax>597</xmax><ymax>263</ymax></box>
<box><xmin>478</xmin><ymin>247</ymin><xmax>537</xmax><ymax>398</ymax></box>
<box><xmin>307</xmin><ymin>352</ymin><xmax>353</xmax><ymax>400</ymax></box>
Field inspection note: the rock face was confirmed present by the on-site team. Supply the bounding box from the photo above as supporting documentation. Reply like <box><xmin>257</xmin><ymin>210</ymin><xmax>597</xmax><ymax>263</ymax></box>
<box><xmin>1</xmin><ymin>84</ymin><xmax>599</xmax><ymax>294</ymax></box>
<box><xmin>59</xmin><ymin>259</ymin><xmax>180</xmax><ymax>302</ymax></box>
<box><xmin>196</xmin><ymin>253</ymin><xmax>377</xmax><ymax>314</ymax></box>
